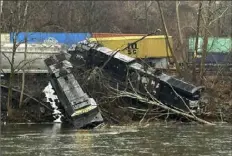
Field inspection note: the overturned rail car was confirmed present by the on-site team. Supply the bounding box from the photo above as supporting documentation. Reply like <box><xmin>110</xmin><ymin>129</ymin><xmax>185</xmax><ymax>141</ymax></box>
<box><xmin>44</xmin><ymin>52</ymin><xmax>103</xmax><ymax>128</ymax></box>
<box><xmin>68</xmin><ymin>42</ymin><xmax>205</xmax><ymax>114</ymax></box>
<box><xmin>1</xmin><ymin>43</ymin><xmax>63</xmax><ymax>73</ymax></box>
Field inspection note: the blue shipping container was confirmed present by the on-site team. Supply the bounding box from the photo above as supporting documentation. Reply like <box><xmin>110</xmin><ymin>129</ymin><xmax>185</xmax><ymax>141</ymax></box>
<box><xmin>10</xmin><ymin>32</ymin><xmax>92</xmax><ymax>45</ymax></box>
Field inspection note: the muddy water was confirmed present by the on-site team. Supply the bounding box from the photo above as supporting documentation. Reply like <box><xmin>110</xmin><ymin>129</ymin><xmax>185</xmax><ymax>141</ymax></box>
<box><xmin>1</xmin><ymin>123</ymin><xmax>232</xmax><ymax>156</ymax></box>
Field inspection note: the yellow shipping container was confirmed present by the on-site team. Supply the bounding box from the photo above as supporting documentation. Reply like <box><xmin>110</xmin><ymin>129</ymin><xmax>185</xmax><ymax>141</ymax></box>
<box><xmin>89</xmin><ymin>35</ymin><xmax>173</xmax><ymax>58</ymax></box>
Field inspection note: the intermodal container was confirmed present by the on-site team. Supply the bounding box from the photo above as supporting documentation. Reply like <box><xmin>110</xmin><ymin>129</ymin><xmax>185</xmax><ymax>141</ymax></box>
<box><xmin>189</xmin><ymin>37</ymin><xmax>231</xmax><ymax>53</ymax></box>
<box><xmin>188</xmin><ymin>37</ymin><xmax>232</xmax><ymax>64</ymax></box>
<box><xmin>10</xmin><ymin>32</ymin><xmax>91</xmax><ymax>45</ymax></box>
<box><xmin>89</xmin><ymin>35</ymin><xmax>173</xmax><ymax>58</ymax></box>
<box><xmin>1</xmin><ymin>43</ymin><xmax>63</xmax><ymax>73</ymax></box>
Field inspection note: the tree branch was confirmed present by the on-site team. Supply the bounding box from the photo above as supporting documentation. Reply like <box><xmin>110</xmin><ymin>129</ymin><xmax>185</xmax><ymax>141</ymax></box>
<box><xmin>14</xmin><ymin>57</ymin><xmax>42</xmax><ymax>73</ymax></box>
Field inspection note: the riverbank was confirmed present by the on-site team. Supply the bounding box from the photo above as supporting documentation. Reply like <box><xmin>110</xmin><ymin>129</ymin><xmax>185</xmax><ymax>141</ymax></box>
<box><xmin>1</xmin><ymin>72</ymin><xmax>232</xmax><ymax>125</ymax></box>
<box><xmin>200</xmin><ymin>76</ymin><xmax>232</xmax><ymax>123</ymax></box>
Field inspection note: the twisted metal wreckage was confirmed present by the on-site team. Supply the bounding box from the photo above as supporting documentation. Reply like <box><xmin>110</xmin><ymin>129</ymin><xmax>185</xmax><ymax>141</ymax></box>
<box><xmin>43</xmin><ymin>39</ymin><xmax>205</xmax><ymax>128</ymax></box>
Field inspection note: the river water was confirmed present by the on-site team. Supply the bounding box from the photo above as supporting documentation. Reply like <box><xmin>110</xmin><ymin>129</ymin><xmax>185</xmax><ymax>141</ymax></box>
<box><xmin>1</xmin><ymin>123</ymin><xmax>232</xmax><ymax>156</ymax></box>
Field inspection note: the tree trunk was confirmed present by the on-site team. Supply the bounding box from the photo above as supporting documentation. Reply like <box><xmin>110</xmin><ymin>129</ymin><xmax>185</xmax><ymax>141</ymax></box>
<box><xmin>176</xmin><ymin>1</ymin><xmax>189</xmax><ymax>79</ymax></box>
<box><xmin>0</xmin><ymin>0</ymin><xmax>3</xmax><ymax>121</ymax></box>
<box><xmin>230</xmin><ymin>0</ymin><xmax>232</xmax><ymax>91</ymax></box>
<box><xmin>7</xmin><ymin>33</ymin><xmax>17</xmax><ymax>117</ymax></box>
<box><xmin>157</xmin><ymin>1</ymin><xmax>182</xmax><ymax>77</ymax></box>
<box><xmin>19</xmin><ymin>1</ymin><xmax>29</xmax><ymax>108</ymax></box>
<box><xmin>200</xmin><ymin>1</ymin><xmax>212</xmax><ymax>85</ymax></box>
<box><xmin>19</xmin><ymin>33</ymin><xmax>28</xmax><ymax>108</ymax></box>
<box><xmin>7</xmin><ymin>0</ymin><xmax>21</xmax><ymax>117</ymax></box>
<box><xmin>192</xmin><ymin>2</ymin><xmax>202</xmax><ymax>83</ymax></box>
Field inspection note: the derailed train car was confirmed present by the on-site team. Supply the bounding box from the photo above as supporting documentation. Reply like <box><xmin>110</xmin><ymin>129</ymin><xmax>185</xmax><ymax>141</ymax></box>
<box><xmin>44</xmin><ymin>53</ymin><xmax>103</xmax><ymax>128</ymax></box>
<box><xmin>1</xmin><ymin>43</ymin><xmax>62</xmax><ymax>73</ymax></box>
<box><xmin>68</xmin><ymin>42</ymin><xmax>205</xmax><ymax>114</ymax></box>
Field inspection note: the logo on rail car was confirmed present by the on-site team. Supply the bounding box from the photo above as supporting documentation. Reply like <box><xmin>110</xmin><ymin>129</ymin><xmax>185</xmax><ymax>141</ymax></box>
<box><xmin>127</xmin><ymin>43</ymin><xmax>138</xmax><ymax>55</ymax></box>
<box><xmin>43</xmin><ymin>37</ymin><xmax>58</xmax><ymax>46</ymax></box>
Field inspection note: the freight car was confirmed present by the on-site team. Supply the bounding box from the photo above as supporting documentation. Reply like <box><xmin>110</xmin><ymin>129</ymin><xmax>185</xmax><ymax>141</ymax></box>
<box><xmin>88</xmin><ymin>35</ymin><xmax>173</xmax><ymax>69</ymax></box>
<box><xmin>188</xmin><ymin>37</ymin><xmax>232</xmax><ymax>64</ymax></box>
<box><xmin>9</xmin><ymin>32</ymin><xmax>91</xmax><ymax>45</ymax></box>
<box><xmin>68</xmin><ymin>42</ymin><xmax>204</xmax><ymax>114</ymax></box>
<box><xmin>1</xmin><ymin>43</ymin><xmax>63</xmax><ymax>73</ymax></box>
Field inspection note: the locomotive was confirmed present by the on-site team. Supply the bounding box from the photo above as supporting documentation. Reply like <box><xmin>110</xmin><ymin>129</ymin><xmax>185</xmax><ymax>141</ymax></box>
<box><xmin>68</xmin><ymin>41</ymin><xmax>205</xmax><ymax>114</ymax></box>
<box><xmin>44</xmin><ymin>52</ymin><xmax>104</xmax><ymax>128</ymax></box>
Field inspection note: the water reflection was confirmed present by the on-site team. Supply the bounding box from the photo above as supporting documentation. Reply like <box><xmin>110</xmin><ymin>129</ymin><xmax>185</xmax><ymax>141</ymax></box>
<box><xmin>1</xmin><ymin>123</ymin><xmax>232</xmax><ymax>156</ymax></box>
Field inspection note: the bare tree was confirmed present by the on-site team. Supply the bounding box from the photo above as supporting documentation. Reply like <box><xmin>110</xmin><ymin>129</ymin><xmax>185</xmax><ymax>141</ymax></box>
<box><xmin>0</xmin><ymin>0</ymin><xmax>4</xmax><ymax>125</ymax></box>
<box><xmin>109</xmin><ymin>88</ymin><xmax>214</xmax><ymax>125</ymax></box>
<box><xmin>231</xmin><ymin>1</ymin><xmax>232</xmax><ymax>91</ymax></box>
<box><xmin>19</xmin><ymin>0</ymin><xmax>28</xmax><ymax>108</ymax></box>
<box><xmin>157</xmin><ymin>1</ymin><xmax>182</xmax><ymax>77</ymax></box>
<box><xmin>84</xmin><ymin>65</ymin><xmax>214</xmax><ymax>125</ymax></box>
<box><xmin>192</xmin><ymin>2</ymin><xmax>202</xmax><ymax>82</ymax></box>
<box><xmin>5</xmin><ymin>1</ymin><xmax>22</xmax><ymax>117</ymax></box>
<box><xmin>200</xmin><ymin>1</ymin><xmax>212</xmax><ymax>85</ymax></box>
<box><xmin>175</xmin><ymin>1</ymin><xmax>189</xmax><ymax>79</ymax></box>
<box><xmin>1</xmin><ymin>1</ymin><xmax>34</xmax><ymax>117</ymax></box>
<box><xmin>144</xmin><ymin>1</ymin><xmax>153</xmax><ymax>33</ymax></box>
